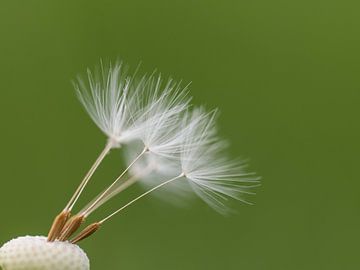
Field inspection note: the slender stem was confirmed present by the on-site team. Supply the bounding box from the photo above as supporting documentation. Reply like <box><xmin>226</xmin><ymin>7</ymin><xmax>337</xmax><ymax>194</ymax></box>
<box><xmin>64</xmin><ymin>140</ymin><xmax>114</xmax><ymax>212</ymax></box>
<box><xmin>100</xmin><ymin>173</ymin><xmax>184</xmax><ymax>224</ymax></box>
<box><xmin>81</xmin><ymin>147</ymin><xmax>148</xmax><ymax>217</ymax></box>
<box><xmin>80</xmin><ymin>164</ymin><xmax>155</xmax><ymax>214</ymax></box>
<box><xmin>80</xmin><ymin>175</ymin><xmax>137</xmax><ymax>215</ymax></box>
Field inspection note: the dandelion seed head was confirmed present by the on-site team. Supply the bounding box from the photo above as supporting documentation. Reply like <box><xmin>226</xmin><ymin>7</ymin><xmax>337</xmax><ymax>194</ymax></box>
<box><xmin>0</xmin><ymin>236</ymin><xmax>89</xmax><ymax>270</ymax></box>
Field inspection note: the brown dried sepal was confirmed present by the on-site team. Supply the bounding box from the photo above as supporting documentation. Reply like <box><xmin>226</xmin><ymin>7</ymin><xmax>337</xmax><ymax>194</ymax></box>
<box><xmin>71</xmin><ymin>222</ymin><xmax>101</xmax><ymax>244</ymax></box>
<box><xmin>47</xmin><ymin>210</ymin><xmax>71</xmax><ymax>242</ymax></box>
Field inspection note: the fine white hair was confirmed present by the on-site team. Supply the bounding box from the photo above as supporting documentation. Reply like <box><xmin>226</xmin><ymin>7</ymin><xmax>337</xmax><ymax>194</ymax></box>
<box><xmin>121</xmin><ymin>107</ymin><xmax>259</xmax><ymax>213</ymax></box>
<box><xmin>131</xmin><ymin>76</ymin><xmax>192</xmax><ymax>157</ymax></box>
<box><xmin>179</xmin><ymin>109</ymin><xmax>260</xmax><ymax>214</ymax></box>
<box><xmin>74</xmin><ymin>60</ymin><xmax>259</xmax><ymax>217</ymax></box>
<box><xmin>75</xmin><ymin>61</ymin><xmax>139</xmax><ymax>147</ymax></box>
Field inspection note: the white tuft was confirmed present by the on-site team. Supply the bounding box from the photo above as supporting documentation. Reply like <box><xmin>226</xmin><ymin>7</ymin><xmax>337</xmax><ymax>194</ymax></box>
<box><xmin>71</xmin><ymin>61</ymin><xmax>259</xmax><ymax>219</ymax></box>
<box><xmin>132</xmin><ymin>76</ymin><xmax>191</xmax><ymax>157</ymax></box>
<box><xmin>120</xmin><ymin>107</ymin><xmax>260</xmax><ymax>211</ymax></box>
<box><xmin>0</xmin><ymin>236</ymin><xmax>89</xmax><ymax>270</ymax></box>
<box><xmin>126</xmin><ymin>144</ymin><xmax>192</xmax><ymax>204</ymax></box>
<box><xmin>179</xmin><ymin>109</ymin><xmax>260</xmax><ymax>214</ymax></box>
<box><xmin>75</xmin><ymin>61</ymin><xmax>140</xmax><ymax>146</ymax></box>
<box><xmin>75</xmin><ymin>62</ymin><xmax>191</xmax><ymax>152</ymax></box>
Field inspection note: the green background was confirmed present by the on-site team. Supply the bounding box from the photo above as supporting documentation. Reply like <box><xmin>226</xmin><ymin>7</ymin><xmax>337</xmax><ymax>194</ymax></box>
<box><xmin>0</xmin><ymin>1</ymin><xmax>359</xmax><ymax>269</ymax></box>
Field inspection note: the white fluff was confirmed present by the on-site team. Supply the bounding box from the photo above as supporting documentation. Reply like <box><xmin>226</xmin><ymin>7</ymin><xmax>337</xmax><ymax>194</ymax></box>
<box><xmin>75</xmin><ymin>62</ymin><xmax>191</xmax><ymax>154</ymax></box>
<box><xmin>75</xmin><ymin>62</ymin><xmax>141</xmax><ymax>146</ymax></box>
<box><xmin>126</xmin><ymin>144</ymin><xmax>192</xmax><ymax>204</ymax></box>
<box><xmin>0</xmin><ymin>236</ymin><xmax>89</xmax><ymax>270</ymax></box>
<box><xmin>119</xmin><ymin>107</ymin><xmax>259</xmax><ymax>212</ymax></box>
<box><xmin>0</xmin><ymin>60</ymin><xmax>260</xmax><ymax>270</ymax></box>
<box><xmin>131</xmin><ymin>76</ymin><xmax>191</xmax><ymax>157</ymax></box>
<box><xmin>125</xmin><ymin>107</ymin><xmax>259</xmax><ymax>214</ymax></box>
<box><xmin>75</xmin><ymin>62</ymin><xmax>259</xmax><ymax>215</ymax></box>
<box><xmin>179</xmin><ymin>109</ymin><xmax>260</xmax><ymax>214</ymax></box>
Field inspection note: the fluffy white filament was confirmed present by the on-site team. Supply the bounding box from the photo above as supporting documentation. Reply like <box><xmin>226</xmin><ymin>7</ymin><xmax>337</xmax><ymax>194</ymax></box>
<box><xmin>132</xmin><ymin>76</ymin><xmax>191</xmax><ymax>157</ymax></box>
<box><xmin>0</xmin><ymin>61</ymin><xmax>259</xmax><ymax>270</ymax></box>
<box><xmin>94</xmin><ymin>108</ymin><xmax>259</xmax><ymax>221</ymax></box>
<box><xmin>75</xmin><ymin>62</ymin><xmax>139</xmax><ymax>146</ymax></box>
<box><xmin>76</xmin><ymin>72</ymin><xmax>192</xmax><ymax>217</ymax></box>
<box><xmin>179</xmin><ymin>109</ymin><xmax>260</xmax><ymax>213</ymax></box>
<box><xmin>72</xmin><ymin>60</ymin><xmax>258</xmax><ymax>220</ymax></box>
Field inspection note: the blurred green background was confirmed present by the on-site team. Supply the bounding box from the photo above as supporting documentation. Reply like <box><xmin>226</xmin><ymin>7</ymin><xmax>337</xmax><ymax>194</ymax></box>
<box><xmin>0</xmin><ymin>0</ymin><xmax>359</xmax><ymax>269</ymax></box>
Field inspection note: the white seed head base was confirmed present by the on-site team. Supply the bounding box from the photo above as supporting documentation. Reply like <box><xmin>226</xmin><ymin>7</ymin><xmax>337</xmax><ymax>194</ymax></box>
<box><xmin>0</xmin><ymin>236</ymin><xmax>89</xmax><ymax>270</ymax></box>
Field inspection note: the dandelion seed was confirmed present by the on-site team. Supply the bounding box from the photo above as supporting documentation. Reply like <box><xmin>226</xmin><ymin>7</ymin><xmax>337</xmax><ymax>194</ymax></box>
<box><xmin>132</xmin><ymin>76</ymin><xmax>191</xmax><ymax>157</ymax></box>
<box><xmin>179</xmin><ymin>109</ymin><xmax>261</xmax><ymax>214</ymax></box>
<box><xmin>48</xmin><ymin>61</ymin><xmax>140</xmax><ymax>241</ymax></box>
<box><xmin>75</xmin><ymin>61</ymin><xmax>144</xmax><ymax>145</ymax></box>
<box><xmin>77</xmin><ymin>76</ymin><xmax>190</xmax><ymax>218</ymax></box>
<box><xmin>87</xmin><ymin>108</ymin><xmax>259</xmax><ymax>227</ymax></box>
<box><xmin>0</xmin><ymin>60</ymin><xmax>259</xmax><ymax>270</ymax></box>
